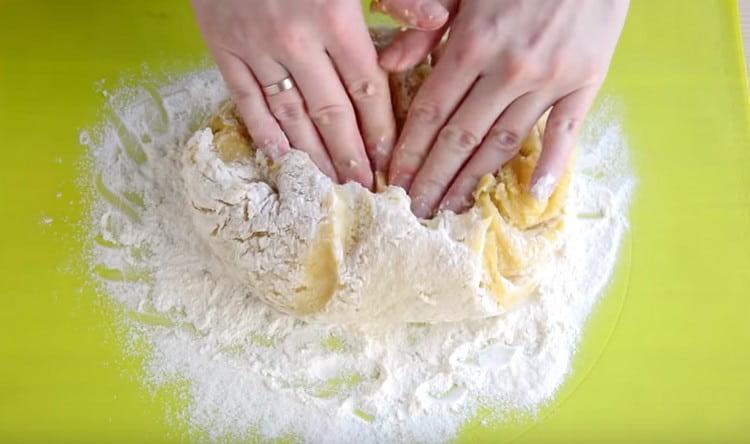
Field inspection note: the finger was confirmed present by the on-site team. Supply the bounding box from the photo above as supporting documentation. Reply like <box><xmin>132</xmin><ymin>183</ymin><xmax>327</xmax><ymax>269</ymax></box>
<box><xmin>407</xmin><ymin>75</ymin><xmax>521</xmax><ymax>217</ymax></box>
<box><xmin>387</xmin><ymin>34</ymin><xmax>483</xmax><ymax>191</ymax></box>
<box><xmin>212</xmin><ymin>50</ymin><xmax>289</xmax><ymax>160</ymax></box>
<box><xmin>530</xmin><ymin>85</ymin><xmax>599</xmax><ymax>202</ymax></box>
<box><xmin>249</xmin><ymin>56</ymin><xmax>337</xmax><ymax>180</ymax></box>
<box><xmin>378</xmin><ymin>0</ymin><xmax>458</xmax><ymax>72</ymax></box>
<box><xmin>378</xmin><ymin>27</ymin><xmax>446</xmax><ymax>73</ymax></box>
<box><xmin>372</xmin><ymin>0</ymin><xmax>449</xmax><ymax>31</ymax></box>
<box><xmin>439</xmin><ymin>93</ymin><xmax>551</xmax><ymax>213</ymax></box>
<box><xmin>283</xmin><ymin>51</ymin><xmax>374</xmax><ymax>188</ymax></box>
<box><xmin>326</xmin><ymin>21</ymin><xmax>396</xmax><ymax>173</ymax></box>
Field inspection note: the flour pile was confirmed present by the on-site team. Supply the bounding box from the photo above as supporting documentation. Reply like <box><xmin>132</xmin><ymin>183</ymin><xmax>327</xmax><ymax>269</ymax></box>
<box><xmin>81</xmin><ymin>69</ymin><xmax>634</xmax><ymax>443</ymax></box>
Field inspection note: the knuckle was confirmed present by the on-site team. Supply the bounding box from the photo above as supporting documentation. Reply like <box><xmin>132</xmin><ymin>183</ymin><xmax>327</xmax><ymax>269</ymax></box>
<box><xmin>586</xmin><ymin>73</ymin><xmax>604</xmax><ymax>86</ymax></box>
<box><xmin>453</xmin><ymin>37</ymin><xmax>486</xmax><ymax>68</ymax></box>
<box><xmin>438</xmin><ymin>125</ymin><xmax>480</xmax><ymax>154</ymax></box>
<box><xmin>310</xmin><ymin>103</ymin><xmax>349</xmax><ymax>127</ymax></box>
<box><xmin>583</xmin><ymin>63</ymin><xmax>604</xmax><ymax>85</ymax></box>
<box><xmin>270</xmin><ymin>100</ymin><xmax>307</xmax><ymax>124</ymax></box>
<box><xmin>452</xmin><ymin>22</ymin><xmax>494</xmax><ymax>67</ymax></box>
<box><xmin>321</xmin><ymin>1</ymin><xmax>350</xmax><ymax>37</ymax></box>
<box><xmin>546</xmin><ymin>54</ymin><xmax>565</xmax><ymax>81</ymax></box>
<box><xmin>501</xmin><ymin>52</ymin><xmax>528</xmax><ymax>81</ymax></box>
<box><xmin>229</xmin><ymin>86</ymin><xmax>257</xmax><ymax>103</ymax></box>
<box><xmin>486</xmin><ymin>128</ymin><xmax>522</xmax><ymax>155</ymax></box>
<box><xmin>409</xmin><ymin>100</ymin><xmax>444</xmax><ymax>125</ymax></box>
<box><xmin>274</xmin><ymin>26</ymin><xmax>308</xmax><ymax>55</ymax></box>
<box><xmin>548</xmin><ymin>116</ymin><xmax>581</xmax><ymax>134</ymax></box>
<box><xmin>465</xmin><ymin>17</ymin><xmax>496</xmax><ymax>39</ymax></box>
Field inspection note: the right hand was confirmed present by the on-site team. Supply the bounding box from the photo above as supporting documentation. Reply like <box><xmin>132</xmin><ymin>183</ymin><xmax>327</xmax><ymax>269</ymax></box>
<box><xmin>376</xmin><ymin>0</ymin><xmax>628</xmax><ymax>217</ymax></box>
<box><xmin>192</xmin><ymin>0</ymin><xmax>410</xmax><ymax>188</ymax></box>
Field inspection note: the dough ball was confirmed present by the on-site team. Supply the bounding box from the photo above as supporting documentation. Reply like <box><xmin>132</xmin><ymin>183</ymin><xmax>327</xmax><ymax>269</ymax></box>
<box><xmin>180</xmin><ymin>32</ymin><xmax>572</xmax><ymax>324</ymax></box>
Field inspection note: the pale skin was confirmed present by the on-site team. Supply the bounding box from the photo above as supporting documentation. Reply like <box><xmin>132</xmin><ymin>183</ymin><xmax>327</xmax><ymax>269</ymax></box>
<box><xmin>192</xmin><ymin>0</ymin><xmax>629</xmax><ymax>217</ymax></box>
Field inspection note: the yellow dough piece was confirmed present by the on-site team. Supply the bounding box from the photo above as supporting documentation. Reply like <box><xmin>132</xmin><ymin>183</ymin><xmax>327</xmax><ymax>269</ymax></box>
<box><xmin>207</xmin><ymin>102</ymin><xmax>254</xmax><ymax>162</ymax></box>
<box><xmin>471</xmin><ymin>118</ymin><xmax>572</xmax><ymax>307</ymax></box>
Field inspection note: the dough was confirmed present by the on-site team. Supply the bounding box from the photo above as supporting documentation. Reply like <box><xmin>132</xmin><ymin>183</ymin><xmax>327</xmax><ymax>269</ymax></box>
<box><xmin>180</xmin><ymin>38</ymin><xmax>572</xmax><ymax>324</ymax></box>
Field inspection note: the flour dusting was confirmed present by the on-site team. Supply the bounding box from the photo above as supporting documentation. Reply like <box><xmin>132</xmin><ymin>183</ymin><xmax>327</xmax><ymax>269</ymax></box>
<box><xmin>81</xmin><ymin>69</ymin><xmax>635</xmax><ymax>443</ymax></box>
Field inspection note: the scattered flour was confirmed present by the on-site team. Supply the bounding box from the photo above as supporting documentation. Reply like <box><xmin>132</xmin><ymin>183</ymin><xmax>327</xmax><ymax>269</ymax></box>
<box><xmin>81</xmin><ymin>69</ymin><xmax>635</xmax><ymax>443</ymax></box>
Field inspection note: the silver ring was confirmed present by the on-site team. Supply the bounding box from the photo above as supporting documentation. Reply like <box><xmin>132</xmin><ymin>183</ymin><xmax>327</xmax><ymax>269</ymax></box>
<box><xmin>262</xmin><ymin>77</ymin><xmax>295</xmax><ymax>96</ymax></box>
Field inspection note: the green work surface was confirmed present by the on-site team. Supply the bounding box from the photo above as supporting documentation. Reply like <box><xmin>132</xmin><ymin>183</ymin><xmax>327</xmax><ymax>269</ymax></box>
<box><xmin>1</xmin><ymin>1</ymin><xmax>749</xmax><ymax>442</ymax></box>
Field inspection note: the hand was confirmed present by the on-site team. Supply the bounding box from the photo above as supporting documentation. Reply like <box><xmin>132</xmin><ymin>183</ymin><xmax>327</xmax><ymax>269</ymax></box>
<box><xmin>192</xmin><ymin>0</ymin><xmax>401</xmax><ymax>188</ymax></box>
<box><xmin>377</xmin><ymin>0</ymin><xmax>629</xmax><ymax>217</ymax></box>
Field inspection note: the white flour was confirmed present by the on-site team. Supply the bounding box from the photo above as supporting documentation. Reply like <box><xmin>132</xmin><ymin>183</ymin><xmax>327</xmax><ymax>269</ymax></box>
<box><xmin>81</xmin><ymin>69</ymin><xmax>635</xmax><ymax>443</ymax></box>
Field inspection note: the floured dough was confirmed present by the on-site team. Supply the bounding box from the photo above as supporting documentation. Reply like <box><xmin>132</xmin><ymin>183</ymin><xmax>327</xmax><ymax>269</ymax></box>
<box><xmin>180</xmin><ymin>38</ymin><xmax>572</xmax><ymax>324</ymax></box>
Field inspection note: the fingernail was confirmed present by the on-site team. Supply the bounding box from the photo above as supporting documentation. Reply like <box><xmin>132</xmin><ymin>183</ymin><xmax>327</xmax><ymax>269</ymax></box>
<box><xmin>530</xmin><ymin>173</ymin><xmax>557</xmax><ymax>202</ymax></box>
<box><xmin>419</xmin><ymin>1</ymin><xmax>448</xmax><ymax>26</ymax></box>
<box><xmin>411</xmin><ymin>196</ymin><xmax>432</xmax><ymax>218</ymax></box>
<box><xmin>401</xmin><ymin>8</ymin><xmax>418</xmax><ymax>26</ymax></box>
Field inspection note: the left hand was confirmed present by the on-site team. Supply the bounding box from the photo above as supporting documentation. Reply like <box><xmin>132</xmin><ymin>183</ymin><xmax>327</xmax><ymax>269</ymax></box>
<box><xmin>376</xmin><ymin>0</ymin><xmax>629</xmax><ymax>217</ymax></box>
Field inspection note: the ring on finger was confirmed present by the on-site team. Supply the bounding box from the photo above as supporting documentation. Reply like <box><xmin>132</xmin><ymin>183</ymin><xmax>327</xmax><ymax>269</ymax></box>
<box><xmin>262</xmin><ymin>77</ymin><xmax>296</xmax><ymax>96</ymax></box>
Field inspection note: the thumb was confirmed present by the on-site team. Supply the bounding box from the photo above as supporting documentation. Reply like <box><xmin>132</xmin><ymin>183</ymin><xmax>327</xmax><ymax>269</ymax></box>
<box><xmin>371</xmin><ymin>0</ymin><xmax>449</xmax><ymax>31</ymax></box>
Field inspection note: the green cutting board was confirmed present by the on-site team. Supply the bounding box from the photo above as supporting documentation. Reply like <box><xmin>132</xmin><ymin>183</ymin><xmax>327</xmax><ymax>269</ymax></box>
<box><xmin>1</xmin><ymin>1</ymin><xmax>749</xmax><ymax>442</ymax></box>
